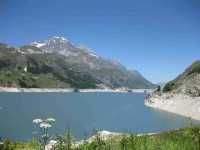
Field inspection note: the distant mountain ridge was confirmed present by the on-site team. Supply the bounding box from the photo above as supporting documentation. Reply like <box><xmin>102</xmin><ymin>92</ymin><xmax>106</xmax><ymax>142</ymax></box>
<box><xmin>0</xmin><ymin>37</ymin><xmax>157</xmax><ymax>89</ymax></box>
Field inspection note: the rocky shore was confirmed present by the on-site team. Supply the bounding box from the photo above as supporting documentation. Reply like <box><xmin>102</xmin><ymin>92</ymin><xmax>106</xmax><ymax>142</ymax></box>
<box><xmin>145</xmin><ymin>91</ymin><xmax>200</xmax><ymax>121</ymax></box>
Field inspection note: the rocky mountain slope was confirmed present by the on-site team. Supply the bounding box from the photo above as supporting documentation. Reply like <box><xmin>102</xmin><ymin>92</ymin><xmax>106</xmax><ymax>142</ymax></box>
<box><xmin>0</xmin><ymin>37</ymin><xmax>157</xmax><ymax>89</ymax></box>
<box><xmin>145</xmin><ymin>60</ymin><xmax>200</xmax><ymax>120</ymax></box>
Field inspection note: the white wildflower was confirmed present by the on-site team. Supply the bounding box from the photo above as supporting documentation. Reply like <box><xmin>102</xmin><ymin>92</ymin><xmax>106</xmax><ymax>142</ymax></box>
<box><xmin>47</xmin><ymin>118</ymin><xmax>55</xmax><ymax>122</ymax></box>
<box><xmin>33</xmin><ymin>119</ymin><xmax>43</xmax><ymax>124</ymax></box>
<box><xmin>0</xmin><ymin>142</ymin><xmax>4</xmax><ymax>145</ymax></box>
<box><xmin>39</xmin><ymin>123</ymin><xmax>51</xmax><ymax>128</ymax></box>
<box><xmin>50</xmin><ymin>140</ymin><xmax>57</xmax><ymax>145</ymax></box>
<box><xmin>42</xmin><ymin>134</ymin><xmax>48</xmax><ymax>138</ymax></box>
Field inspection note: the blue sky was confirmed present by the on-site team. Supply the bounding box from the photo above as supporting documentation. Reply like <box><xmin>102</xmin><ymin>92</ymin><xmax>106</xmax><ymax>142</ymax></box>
<box><xmin>0</xmin><ymin>0</ymin><xmax>200</xmax><ymax>83</ymax></box>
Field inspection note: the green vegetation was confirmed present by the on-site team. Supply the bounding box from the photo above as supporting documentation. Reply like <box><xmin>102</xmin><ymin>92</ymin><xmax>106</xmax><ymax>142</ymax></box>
<box><xmin>187</xmin><ymin>64</ymin><xmax>200</xmax><ymax>75</ymax></box>
<box><xmin>1</xmin><ymin>126</ymin><xmax>200</xmax><ymax>150</ymax></box>
<box><xmin>0</xmin><ymin>139</ymin><xmax>42</xmax><ymax>150</ymax></box>
<box><xmin>162</xmin><ymin>82</ymin><xmax>181</xmax><ymax>93</ymax></box>
<box><xmin>0</xmin><ymin>54</ymin><xmax>98</xmax><ymax>89</ymax></box>
<box><xmin>0</xmin><ymin>69</ymin><xmax>61</xmax><ymax>88</ymax></box>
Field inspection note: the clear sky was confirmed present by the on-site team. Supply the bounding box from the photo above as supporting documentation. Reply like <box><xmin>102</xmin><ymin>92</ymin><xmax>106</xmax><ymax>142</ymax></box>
<box><xmin>0</xmin><ymin>0</ymin><xmax>199</xmax><ymax>83</ymax></box>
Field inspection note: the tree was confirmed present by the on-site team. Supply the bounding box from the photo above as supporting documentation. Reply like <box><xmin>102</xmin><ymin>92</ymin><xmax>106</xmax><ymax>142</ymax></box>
<box><xmin>157</xmin><ymin>86</ymin><xmax>161</xmax><ymax>91</ymax></box>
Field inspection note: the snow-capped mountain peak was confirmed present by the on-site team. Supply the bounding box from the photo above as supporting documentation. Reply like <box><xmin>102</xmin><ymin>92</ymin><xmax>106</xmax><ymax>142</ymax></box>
<box><xmin>31</xmin><ymin>37</ymin><xmax>69</xmax><ymax>48</ymax></box>
<box><xmin>30</xmin><ymin>37</ymin><xmax>101</xmax><ymax>59</ymax></box>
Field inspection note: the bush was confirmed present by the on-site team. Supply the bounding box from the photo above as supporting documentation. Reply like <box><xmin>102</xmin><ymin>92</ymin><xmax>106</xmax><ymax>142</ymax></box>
<box><xmin>163</xmin><ymin>83</ymin><xmax>180</xmax><ymax>92</ymax></box>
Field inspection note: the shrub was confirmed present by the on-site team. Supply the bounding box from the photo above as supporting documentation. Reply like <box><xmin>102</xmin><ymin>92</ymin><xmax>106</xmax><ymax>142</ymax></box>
<box><xmin>163</xmin><ymin>83</ymin><xmax>181</xmax><ymax>92</ymax></box>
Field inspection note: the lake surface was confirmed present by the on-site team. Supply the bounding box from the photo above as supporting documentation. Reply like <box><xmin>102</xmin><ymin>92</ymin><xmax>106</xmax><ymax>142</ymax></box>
<box><xmin>0</xmin><ymin>92</ymin><xmax>199</xmax><ymax>142</ymax></box>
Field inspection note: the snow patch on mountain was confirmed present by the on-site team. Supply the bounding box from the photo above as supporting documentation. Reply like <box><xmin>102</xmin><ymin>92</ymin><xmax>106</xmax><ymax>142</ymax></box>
<box><xmin>31</xmin><ymin>42</ymin><xmax>47</xmax><ymax>48</ymax></box>
<box><xmin>89</xmin><ymin>53</ymin><xmax>99</xmax><ymax>58</ymax></box>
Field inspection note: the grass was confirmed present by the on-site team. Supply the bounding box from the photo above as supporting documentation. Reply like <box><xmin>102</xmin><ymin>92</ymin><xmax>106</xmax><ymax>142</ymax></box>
<box><xmin>0</xmin><ymin>69</ymin><xmax>62</xmax><ymax>88</ymax></box>
<box><xmin>1</xmin><ymin>126</ymin><xmax>200</xmax><ymax>150</ymax></box>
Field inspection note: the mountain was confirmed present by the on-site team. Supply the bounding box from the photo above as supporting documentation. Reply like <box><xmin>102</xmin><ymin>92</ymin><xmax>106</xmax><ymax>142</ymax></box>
<box><xmin>145</xmin><ymin>60</ymin><xmax>200</xmax><ymax>120</ymax></box>
<box><xmin>156</xmin><ymin>82</ymin><xmax>166</xmax><ymax>87</ymax></box>
<box><xmin>0</xmin><ymin>37</ymin><xmax>157</xmax><ymax>89</ymax></box>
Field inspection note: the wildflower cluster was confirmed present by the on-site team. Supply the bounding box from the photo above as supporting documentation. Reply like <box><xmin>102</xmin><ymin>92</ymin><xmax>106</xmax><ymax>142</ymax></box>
<box><xmin>33</xmin><ymin>118</ymin><xmax>55</xmax><ymax>146</ymax></box>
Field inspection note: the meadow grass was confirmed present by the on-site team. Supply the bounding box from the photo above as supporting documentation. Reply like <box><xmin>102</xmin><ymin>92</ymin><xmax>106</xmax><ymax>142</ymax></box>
<box><xmin>1</xmin><ymin>125</ymin><xmax>200</xmax><ymax>150</ymax></box>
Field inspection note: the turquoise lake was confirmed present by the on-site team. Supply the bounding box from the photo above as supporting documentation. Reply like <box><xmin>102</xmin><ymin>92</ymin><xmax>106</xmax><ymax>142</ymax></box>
<box><xmin>0</xmin><ymin>92</ymin><xmax>199</xmax><ymax>142</ymax></box>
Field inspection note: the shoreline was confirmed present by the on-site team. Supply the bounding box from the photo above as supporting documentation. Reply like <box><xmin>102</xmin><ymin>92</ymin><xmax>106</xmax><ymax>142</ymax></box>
<box><xmin>0</xmin><ymin>87</ymin><xmax>155</xmax><ymax>93</ymax></box>
<box><xmin>46</xmin><ymin>130</ymin><xmax>158</xmax><ymax>149</ymax></box>
<box><xmin>145</xmin><ymin>93</ymin><xmax>200</xmax><ymax>121</ymax></box>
